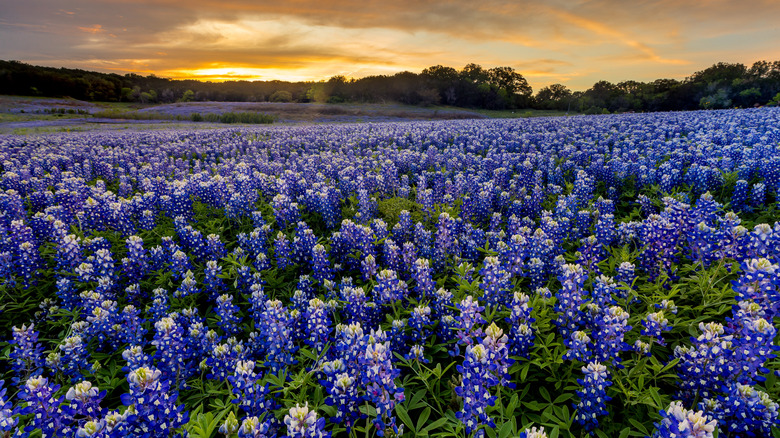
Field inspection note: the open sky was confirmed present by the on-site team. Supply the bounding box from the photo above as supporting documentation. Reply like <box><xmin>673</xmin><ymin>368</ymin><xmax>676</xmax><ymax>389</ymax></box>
<box><xmin>1</xmin><ymin>0</ymin><xmax>779</xmax><ymax>91</ymax></box>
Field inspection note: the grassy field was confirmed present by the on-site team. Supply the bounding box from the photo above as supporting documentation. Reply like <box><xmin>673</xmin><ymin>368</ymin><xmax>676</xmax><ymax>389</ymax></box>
<box><xmin>0</xmin><ymin>95</ymin><xmax>580</xmax><ymax>135</ymax></box>
<box><xmin>452</xmin><ymin>107</ymin><xmax>579</xmax><ymax>118</ymax></box>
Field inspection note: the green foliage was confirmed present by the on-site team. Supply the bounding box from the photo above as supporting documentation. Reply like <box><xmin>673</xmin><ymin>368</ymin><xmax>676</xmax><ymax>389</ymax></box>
<box><xmin>377</xmin><ymin>197</ymin><xmax>423</xmax><ymax>225</ymax></box>
<box><xmin>270</xmin><ymin>90</ymin><xmax>293</xmax><ymax>102</ymax></box>
<box><xmin>180</xmin><ymin>89</ymin><xmax>196</xmax><ymax>102</ymax></box>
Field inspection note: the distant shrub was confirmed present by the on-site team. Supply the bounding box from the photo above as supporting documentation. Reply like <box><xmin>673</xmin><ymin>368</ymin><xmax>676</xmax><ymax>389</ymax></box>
<box><xmin>270</xmin><ymin>90</ymin><xmax>293</xmax><ymax>102</ymax></box>
<box><xmin>92</xmin><ymin>110</ymin><xmax>175</xmax><ymax>120</ymax></box>
<box><xmin>189</xmin><ymin>112</ymin><xmax>275</xmax><ymax>124</ymax></box>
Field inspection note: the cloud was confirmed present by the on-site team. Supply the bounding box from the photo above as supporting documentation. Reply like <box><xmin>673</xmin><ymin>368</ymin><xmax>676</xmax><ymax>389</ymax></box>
<box><xmin>78</xmin><ymin>24</ymin><xmax>104</xmax><ymax>34</ymax></box>
<box><xmin>1</xmin><ymin>0</ymin><xmax>779</xmax><ymax>90</ymax></box>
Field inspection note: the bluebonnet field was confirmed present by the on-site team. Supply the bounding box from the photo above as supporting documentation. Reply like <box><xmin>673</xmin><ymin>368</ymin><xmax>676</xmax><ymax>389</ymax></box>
<box><xmin>1</xmin><ymin>108</ymin><xmax>780</xmax><ymax>438</ymax></box>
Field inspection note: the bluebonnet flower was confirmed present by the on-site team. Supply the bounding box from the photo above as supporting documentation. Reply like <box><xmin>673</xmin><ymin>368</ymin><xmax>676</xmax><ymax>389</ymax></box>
<box><xmin>455</xmin><ymin>343</ymin><xmax>497</xmax><ymax>437</ymax></box>
<box><xmin>360</xmin><ymin>330</ymin><xmax>404</xmax><ymax>436</ymax></box>
<box><xmin>577</xmin><ymin>236</ymin><xmax>603</xmax><ymax>275</ymax></box>
<box><xmin>64</xmin><ymin>380</ymin><xmax>105</xmax><ymax>421</ymax></box>
<box><xmin>272</xmin><ymin>194</ymin><xmax>300</xmax><ymax>229</ymax></box>
<box><xmin>373</xmin><ymin>269</ymin><xmax>403</xmax><ymax>305</ymax></box>
<box><xmin>518</xmin><ymin>426</ymin><xmax>549</xmax><ymax>437</ymax></box>
<box><xmin>322</xmin><ymin>370</ymin><xmax>362</xmax><ymax>432</ymax></box>
<box><xmin>590</xmin><ymin>275</ymin><xmax>618</xmax><ymax>307</ymax></box>
<box><xmin>340</xmin><ymin>285</ymin><xmax>380</xmax><ymax>329</ymax></box>
<box><xmin>592</xmin><ymin>306</ymin><xmax>631</xmax><ymax>366</ymax></box>
<box><xmin>219</xmin><ymin>412</ymin><xmax>240</xmax><ymax>436</ymax></box>
<box><xmin>506</xmin><ymin>292</ymin><xmax>535</xmax><ymax>358</ymax></box>
<box><xmin>122</xmin><ymin>345</ymin><xmax>151</xmax><ymax>371</ymax></box>
<box><xmin>311</xmin><ymin>244</ymin><xmax>333</xmax><ymax>283</ymax></box>
<box><xmin>388</xmin><ymin>319</ymin><xmax>407</xmax><ymax>355</ymax></box>
<box><xmin>554</xmin><ymin>264</ymin><xmax>588</xmax><ymax>343</ymax></box>
<box><xmin>574</xmin><ymin>362</ymin><xmax>612</xmax><ymax>432</ymax></box>
<box><xmin>706</xmin><ymin>383</ymin><xmax>779</xmax><ymax>437</ymax></box>
<box><xmin>381</xmin><ymin>239</ymin><xmax>403</xmax><ymax>272</ymax></box>
<box><xmin>479</xmin><ymin>256</ymin><xmax>512</xmax><ymax>309</ymax></box>
<box><xmin>360</xmin><ymin>254</ymin><xmax>377</xmax><ymax>281</ymax></box>
<box><xmin>139</xmin><ymin>209</ymin><xmax>156</xmax><ymax>230</ymax></box>
<box><xmin>203</xmin><ymin>260</ymin><xmax>225</xmax><ymax>302</ymax></box>
<box><xmin>17</xmin><ymin>376</ymin><xmax>67</xmax><ymax>437</ymax></box>
<box><xmin>238</xmin><ymin>416</ymin><xmax>276</xmax><ymax>438</ymax></box>
<box><xmin>283</xmin><ymin>403</ymin><xmax>330</xmax><ymax>438</ymax></box>
<box><xmin>217</xmin><ymin>294</ymin><xmax>242</xmax><ymax>337</ymax></box>
<box><xmin>293</xmin><ymin>222</ymin><xmax>317</xmax><ymax>266</ymax></box>
<box><xmin>120</xmin><ymin>366</ymin><xmax>189</xmax><ymax>437</ymax></box>
<box><xmin>206</xmin><ymin>339</ymin><xmax>246</xmax><ymax>381</ymax></box>
<box><xmin>228</xmin><ymin>360</ymin><xmax>279</xmax><ymax>421</ymax></box>
<box><xmin>304</xmin><ymin>298</ymin><xmax>331</xmax><ymax>354</ymax></box>
<box><xmin>56</xmin><ymin>233</ymin><xmax>83</xmax><ymax>273</ymax></box>
<box><xmin>408</xmin><ymin>305</ymin><xmax>431</xmax><ymax>346</ymax></box>
<box><xmin>642</xmin><ymin>311</ymin><xmax>671</xmax><ymax>346</ymax></box>
<box><xmin>147</xmin><ymin>288</ymin><xmax>170</xmax><ymax>322</ymax></box>
<box><xmin>674</xmin><ymin>322</ymin><xmax>731</xmax><ymax>403</ymax></box>
<box><xmin>751</xmin><ymin>183</ymin><xmax>765</xmax><ymax>207</ymax></box>
<box><xmin>48</xmin><ymin>335</ymin><xmax>91</xmax><ymax>381</ymax></box>
<box><xmin>0</xmin><ymin>379</ymin><xmax>20</xmax><ymax>433</ymax></box>
<box><xmin>564</xmin><ymin>330</ymin><xmax>592</xmax><ymax>362</ymax></box>
<box><xmin>615</xmin><ymin>261</ymin><xmax>635</xmax><ymax>287</ymax></box>
<box><xmin>453</xmin><ymin>295</ymin><xmax>486</xmax><ymax>354</ymax></box>
<box><xmin>527</xmin><ymin>257</ymin><xmax>546</xmax><ymax>289</ymax></box>
<box><xmin>169</xmin><ymin>250</ymin><xmax>191</xmax><ymax>280</ymax></box>
<box><xmin>16</xmin><ymin>240</ymin><xmax>42</xmax><ymax>288</ymax></box>
<box><xmin>595</xmin><ymin>213</ymin><xmax>615</xmax><ymax>248</ymax></box>
<box><xmin>255</xmin><ymin>299</ymin><xmax>296</xmax><ymax>372</ymax></box>
<box><xmin>404</xmin><ymin>345</ymin><xmax>428</xmax><ymax>363</ymax></box>
<box><xmin>482</xmin><ymin>323</ymin><xmax>514</xmax><ymax>387</ymax></box>
<box><xmin>411</xmin><ymin>258</ymin><xmax>435</xmax><ymax>299</ymax></box>
<box><xmin>151</xmin><ymin>316</ymin><xmax>196</xmax><ymax>385</ymax></box>
<box><xmin>651</xmin><ymin>401</ymin><xmax>716</xmax><ymax>438</ymax></box>
<box><xmin>433</xmin><ymin>212</ymin><xmax>457</xmax><ymax>267</ymax></box>
<box><xmin>9</xmin><ymin>324</ymin><xmax>45</xmax><ymax>385</ymax></box>
<box><xmin>173</xmin><ymin>270</ymin><xmax>199</xmax><ymax>299</ymax></box>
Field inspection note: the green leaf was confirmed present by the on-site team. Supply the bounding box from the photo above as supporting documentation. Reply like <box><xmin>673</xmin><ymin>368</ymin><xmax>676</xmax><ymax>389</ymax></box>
<box><xmin>420</xmin><ymin>417</ymin><xmax>448</xmax><ymax>434</ymax></box>
<box><xmin>416</xmin><ymin>407</ymin><xmax>431</xmax><ymax>433</ymax></box>
<box><xmin>629</xmin><ymin>418</ymin><xmax>649</xmax><ymax>435</ymax></box>
<box><xmin>498</xmin><ymin>421</ymin><xmax>514</xmax><ymax>438</ymax></box>
<box><xmin>395</xmin><ymin>404</ymin><xmax>415</xmax><ymax>434</ymax></box>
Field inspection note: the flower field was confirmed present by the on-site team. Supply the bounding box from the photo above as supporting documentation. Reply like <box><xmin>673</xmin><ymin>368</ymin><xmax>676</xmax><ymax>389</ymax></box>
<box><xmin>1</xmin><ymin>108</ymin><xmax>780</xmax><ymax>438</ymax></box>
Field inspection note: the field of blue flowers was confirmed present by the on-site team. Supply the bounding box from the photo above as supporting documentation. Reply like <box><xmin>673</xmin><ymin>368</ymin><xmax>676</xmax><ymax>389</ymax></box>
<box><xmin>1</xmin><ymin>108</ymin><xmax>780</xmax><ymax>438</ymax></box>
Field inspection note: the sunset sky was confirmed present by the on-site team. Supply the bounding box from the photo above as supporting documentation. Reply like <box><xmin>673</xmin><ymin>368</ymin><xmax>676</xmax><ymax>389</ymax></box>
<box><xmin>1</xmin><ymin>0</ymin><xmax>779</xmax><ymax>91</ymax></box>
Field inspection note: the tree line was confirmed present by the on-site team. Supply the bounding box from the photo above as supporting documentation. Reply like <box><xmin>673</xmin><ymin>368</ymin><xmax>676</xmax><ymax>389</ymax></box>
<box><xmin>1</xmin><ymin>59</ymin><xmax>779</xmax><ymax>112</ymax></box>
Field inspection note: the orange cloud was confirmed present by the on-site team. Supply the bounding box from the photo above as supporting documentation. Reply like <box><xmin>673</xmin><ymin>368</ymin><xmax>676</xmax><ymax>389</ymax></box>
<box><xmin>545</xmin><ymin>8</ymin><xmax>689</xmax><ymax>65</ymax></box>
<box><xmin>78</xmin><ymin>24</ymin><xmax>104</xmax><ymax>34</ymax></box>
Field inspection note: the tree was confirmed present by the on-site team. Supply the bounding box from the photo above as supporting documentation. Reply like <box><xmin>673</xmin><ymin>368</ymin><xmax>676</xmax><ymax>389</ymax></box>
<box><xmin>270</xmin><ymin>90</ymin><xmax>293</xmax><ymax>102</ymax></box>
<box><xmin>179</xmin><ymin>89</ymin><xmax>195</xmax><ymax>102</ymax></box>
<box><xmin>422</xmin><ymin>65</ymin><xmax>460</xmax><ymax>105</ymax></box>
<box><xmin>460</xmin><ymin>63</ymin><xmax>489</xmax><ymax>83</ymax></box>
<box><xmin>535</xmin><ymin>84</ymin><xmax>572</xmax><ymax>110</ymax></box>
<box><xmin>487</xmin><ymin>66</ymin><xmax>532</xmax><ymax>108</ymax></box>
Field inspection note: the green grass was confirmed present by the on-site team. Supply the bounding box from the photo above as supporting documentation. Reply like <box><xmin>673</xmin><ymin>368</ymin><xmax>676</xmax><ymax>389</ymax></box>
<box><xmin>0</xmin><ymin>113</ymin><xmax>89</xmax><ymax>122</ymax></box>
<box><xmin>455</xmin><ymin>107</ymin><xmax>580</xmax><ymax>118</ymax></box>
